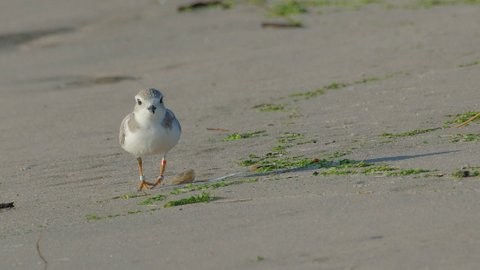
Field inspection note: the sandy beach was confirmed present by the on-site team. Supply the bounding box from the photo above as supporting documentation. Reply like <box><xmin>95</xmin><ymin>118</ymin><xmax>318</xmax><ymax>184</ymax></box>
<box><xmin>1</xmin><ymin>0</ymin><xmax>480</xmax><ymax>269</ymax></box>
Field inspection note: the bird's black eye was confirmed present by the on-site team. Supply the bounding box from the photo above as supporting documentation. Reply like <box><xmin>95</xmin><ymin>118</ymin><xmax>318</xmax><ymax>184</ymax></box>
<box><xmin>159</xmin><ymin>97</ymin><xmax>163</xmax><ymax>104</ymax></box>
<box><xmin>137</xmin><ymin>99</ymin><xmax>142</xmax><ymax>105</ymax></box>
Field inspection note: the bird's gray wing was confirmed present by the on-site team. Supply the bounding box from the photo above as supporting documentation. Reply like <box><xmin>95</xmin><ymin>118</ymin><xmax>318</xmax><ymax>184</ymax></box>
<box><xmin>119</xmin><ymin>113</ymin><xmax>138</xmax><ymax>145</ymax></box>
<box><xmin>162</xmin><ymin>109</ymin><xmax>181</xmax><ymax>131</ymax></box>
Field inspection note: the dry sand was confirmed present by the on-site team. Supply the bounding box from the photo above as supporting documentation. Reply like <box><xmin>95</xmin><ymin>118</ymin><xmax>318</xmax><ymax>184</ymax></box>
<box><xmin>1</xmin><ymin>0</ymin><xmax>480</xmax><ymax>269</ymax></box>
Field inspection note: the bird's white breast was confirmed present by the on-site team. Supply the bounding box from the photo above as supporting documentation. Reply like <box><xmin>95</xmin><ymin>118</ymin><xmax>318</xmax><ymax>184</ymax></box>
<box><xmin>122</xmin><ymin>113</ymin><xmax>180</xmax><ymax>157</ymax></box>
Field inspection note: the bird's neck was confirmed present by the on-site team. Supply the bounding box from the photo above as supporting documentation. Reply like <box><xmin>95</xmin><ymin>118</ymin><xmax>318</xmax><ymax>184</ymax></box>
<box><xmin>133</xmin><ymin>110</ymin><xmax>166</xmax><ymax>127</ymax></box>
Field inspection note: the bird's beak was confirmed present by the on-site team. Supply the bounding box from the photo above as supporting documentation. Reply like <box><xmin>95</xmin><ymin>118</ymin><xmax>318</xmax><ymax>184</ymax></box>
<box><xmin>147</xmin><ymin>105</ymin><xmax>156</xmax><ymax>114</ymax></box>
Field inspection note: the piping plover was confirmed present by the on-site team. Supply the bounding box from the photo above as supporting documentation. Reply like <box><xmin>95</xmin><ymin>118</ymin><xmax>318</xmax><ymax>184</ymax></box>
<box><xmin>119</xmin><ymin>88</ymin><xmax>181</xmax><ymax>191</ymax></box>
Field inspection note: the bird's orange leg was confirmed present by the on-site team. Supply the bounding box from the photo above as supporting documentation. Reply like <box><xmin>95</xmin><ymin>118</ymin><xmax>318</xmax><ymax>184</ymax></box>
<box><xmin>455</xmin><ymin>112</ymin><xmax>480</xmax><ymax>128</ymax></box>
<box><xmin>151</xmin><ymin>158</ymin><xmax>166</xmax><ymax>188</ymax></box>
<box><xmin>137</xmin><ymin>157</ymin><xmax>154</xmax><ymax>191</ymax></box>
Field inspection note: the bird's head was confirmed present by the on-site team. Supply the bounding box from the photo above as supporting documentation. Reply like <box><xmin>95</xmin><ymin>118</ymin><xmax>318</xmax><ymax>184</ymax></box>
<box><xmin>134</xmin><ymin>88</ymin><xmax>166</xmax><ymax>119</ymax></box>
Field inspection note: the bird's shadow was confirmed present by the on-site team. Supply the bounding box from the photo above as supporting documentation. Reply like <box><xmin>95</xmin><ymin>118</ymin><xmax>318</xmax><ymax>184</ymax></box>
<box><xmin>245</xmin><ymin>150</ymin><xmax>460</xmax><ymax>178</ymax></box>
<box><xmin>157</xmin><ymin>150</ymin><xmax>460</xmax><ymax>191</ymax></box>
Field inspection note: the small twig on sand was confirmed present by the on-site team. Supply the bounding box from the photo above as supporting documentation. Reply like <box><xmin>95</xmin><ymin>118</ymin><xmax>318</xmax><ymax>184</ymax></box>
<box><xmin>455</xmin><ymin>112</ymin><xmax>480</xmax><ymax>128</ymax></box>
<box><xmin>178</xmin><ymin>1</ymin><xmax>230</xmax><ymax>12</ymax></box>
<box><xmin>214</xmin><ymin>198</ymin><xmax>252</xmax><ymax>204</ymax></box>
<box><xmin>36</xmin><ymin>232</ymin><xmax>48</xmax><ymax>270</ymax></box>
<box><xmin>206</xmin><ymin>127</ymin><xmax>230</xmax><ymax>132</ymax></box>
<box><xmin>261</xmin><ymin>22</ymin><xmax>303</xmax><ymax>28</ymax></box>
<box><xmin>0</xmin><ymin>202</ymin><xmax>14</xmax><ymax>209</ymax></box>
<box><xmin>35</xmin><ymin>219</ymin><xmax>48</xmax><ymax>270</ymax></box>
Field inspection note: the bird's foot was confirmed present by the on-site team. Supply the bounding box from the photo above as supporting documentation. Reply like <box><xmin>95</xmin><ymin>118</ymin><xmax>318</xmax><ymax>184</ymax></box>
<box><xmin>149</xmin><ymin>175</ymin><xmax>164</xmax><ymax>189</ymax></box>
<box><xmin>138</xmin><ymin>180</ymin><xmax>154</xmax><ymax>191</ymax></box>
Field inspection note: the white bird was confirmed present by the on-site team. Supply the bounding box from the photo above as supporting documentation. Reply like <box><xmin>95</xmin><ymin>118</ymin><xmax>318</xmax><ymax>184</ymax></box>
<box><xmin>119</xmin><ymin>88</ymin><xmax>181</xmax><ymax>191</ymax></box>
